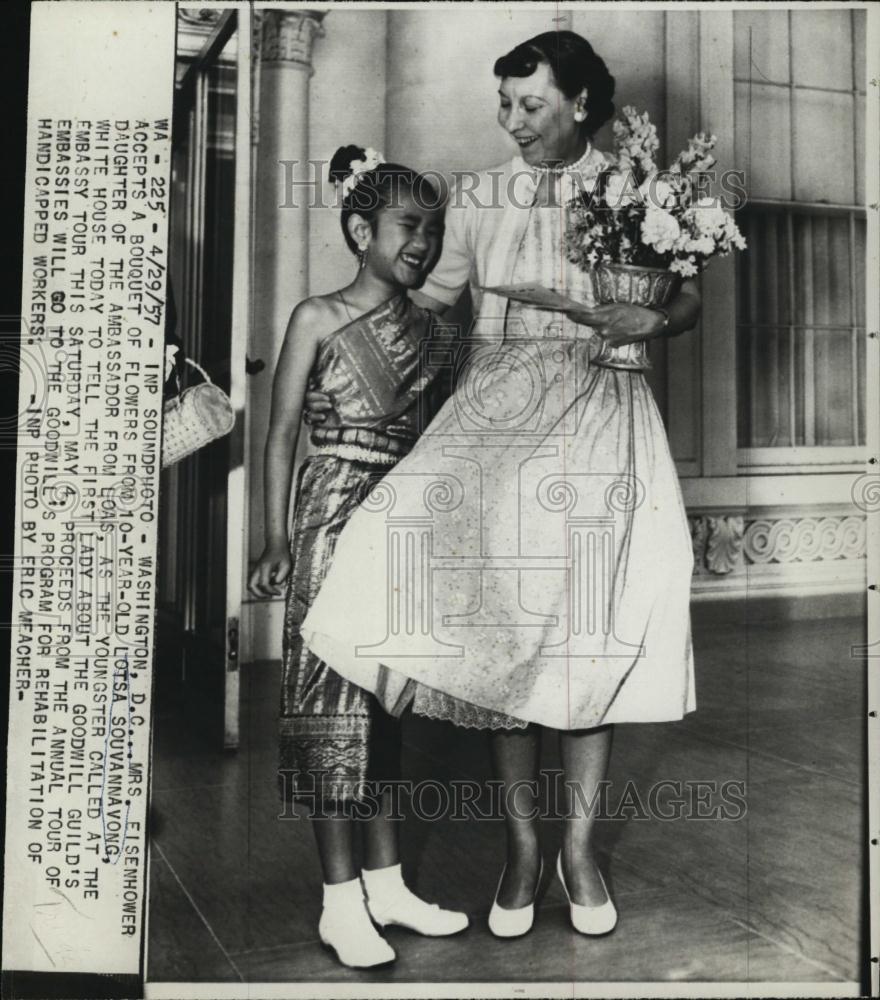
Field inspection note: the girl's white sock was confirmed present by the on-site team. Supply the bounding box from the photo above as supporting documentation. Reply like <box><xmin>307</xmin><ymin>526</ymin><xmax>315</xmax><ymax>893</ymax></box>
<box><xmin>322</xmin><ymin>875</ymin><xmax>364</xmax><ymax>907</ymax></box>
<box><xmin>319</xmin><ymin>876</ymin><xmax>396</xmax><ymax>968</ymax></box>
<box><xmin>361</xmin><ymin>862</ymin><xmax>405</xmax><ymax>896</ymax></box>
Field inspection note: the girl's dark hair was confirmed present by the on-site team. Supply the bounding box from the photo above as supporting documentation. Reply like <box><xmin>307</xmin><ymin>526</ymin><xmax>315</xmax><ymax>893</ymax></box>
<box><xmin>494</xmin><ymin>31</ymin><xmax>616</xmax><ymax>137</ymax></box>
<box><xmin>329</xmin><ymin>145</ymin><xmax>442</xmax><ymax>255</ymax></box>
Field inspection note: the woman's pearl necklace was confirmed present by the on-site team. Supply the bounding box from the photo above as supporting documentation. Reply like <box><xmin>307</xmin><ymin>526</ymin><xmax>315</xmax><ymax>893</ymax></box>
<box><xmin>532</xmin><ymin>142</ymin><xmax>593</xmax><ymax>175</ymax></box>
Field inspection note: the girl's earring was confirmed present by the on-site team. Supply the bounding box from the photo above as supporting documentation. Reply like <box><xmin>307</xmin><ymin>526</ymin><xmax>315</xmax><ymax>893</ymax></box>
<box><xmin>357</xmin><ymin>244</ymin><xmax>368</xmax><ymax>270</ymax></box>
<box><xmin>574</xmin><ymin>107</ymin><xmax>586</xmax><ymax>123</ymax></box>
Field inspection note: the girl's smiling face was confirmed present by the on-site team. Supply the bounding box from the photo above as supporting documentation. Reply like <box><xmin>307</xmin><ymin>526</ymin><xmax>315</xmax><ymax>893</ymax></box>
<box><xmin>497</xmin><ymin>61</ymin><xmax>587</xmax><ymax>167</ymax></box>
<box><xmin>358</xmin><ymin>188</ymin><xmax>445</xmax><ymax>290</ymax></box>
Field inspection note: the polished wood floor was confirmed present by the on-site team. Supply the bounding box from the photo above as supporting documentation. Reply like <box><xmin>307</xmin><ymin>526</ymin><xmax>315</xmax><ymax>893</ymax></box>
<box><xmin>146</xmin><ymin>611</ymin><xmax>866</xmax><ymax>985</ymax></box>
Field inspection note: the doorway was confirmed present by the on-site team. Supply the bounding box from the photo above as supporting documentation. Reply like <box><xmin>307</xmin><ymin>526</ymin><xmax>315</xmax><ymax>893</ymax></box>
<box><xmin>156</xmin><ymin>9</ymin><xmax>252</xmax><ymax>749</ymax></box>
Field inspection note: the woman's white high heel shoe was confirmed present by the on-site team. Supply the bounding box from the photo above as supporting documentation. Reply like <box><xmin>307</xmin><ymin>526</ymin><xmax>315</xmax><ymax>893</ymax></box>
<box><xmin>488</xmin><ymin>858</ymin><xmax>544</xmax><ymax>938</ymax></box>
<box><xmin>556</xmin><ymin>851</ymin><xmax>618</xmax><ymax>936</ymax></box>
<box><xmin>318</xmin><ymin>877</ymin><xmax>396</xmax><ymax>968</ymax></box>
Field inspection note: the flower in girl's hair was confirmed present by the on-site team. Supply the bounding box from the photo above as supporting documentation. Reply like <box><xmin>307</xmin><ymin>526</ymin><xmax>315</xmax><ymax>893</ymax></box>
<box><xmin>341</xmin><ymin>147</ymin><xmax>384</xmax><ymax>198</ymax></box>
<box><xmin>564</xmin><ymin>107</ymin><xmax>745</xmax><ymax>274</ymax></box>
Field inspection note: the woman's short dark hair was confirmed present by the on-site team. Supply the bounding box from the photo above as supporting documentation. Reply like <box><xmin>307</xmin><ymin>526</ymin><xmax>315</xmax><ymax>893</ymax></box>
<box><xmin>494</xmin><ymin>31</ymin><xmax>616</xmax><ymax>137</ymax></box>
<box><xmin>329</xmin><ymin>145</ymin><xmax>442</xmax><ymax>255</ymax></box>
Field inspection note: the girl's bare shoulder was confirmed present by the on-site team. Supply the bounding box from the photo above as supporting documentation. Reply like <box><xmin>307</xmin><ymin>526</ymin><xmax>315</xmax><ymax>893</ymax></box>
<box><xmin>287</xmin><ymin>293</ymin><xmax>347</xmax><ymax>345</ymax></box>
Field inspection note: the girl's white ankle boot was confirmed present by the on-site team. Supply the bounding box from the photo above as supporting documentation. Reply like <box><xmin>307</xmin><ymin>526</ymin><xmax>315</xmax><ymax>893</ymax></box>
<box><xmin>318</xmin><ymin>877</ymin><xmax>396</xmax><ymax>968</ymax></box>
<box><xmin>362</xmin><ymin>863</ymin><xmax>469</xmax><ymax>936</ymax></box>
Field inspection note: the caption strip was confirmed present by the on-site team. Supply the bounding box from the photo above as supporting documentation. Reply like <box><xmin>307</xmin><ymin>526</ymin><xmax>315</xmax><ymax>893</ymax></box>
<box><xmin>6</xmin><ymin>116</ymin><xmax>168</xmax><ymax>974</ymax></box>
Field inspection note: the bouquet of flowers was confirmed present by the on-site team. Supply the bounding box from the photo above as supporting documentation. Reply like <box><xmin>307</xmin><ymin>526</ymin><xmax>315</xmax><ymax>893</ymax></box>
<box><xmin>565</xmin><ymin>106</ymin><xmax>746</xmax><ymax>279</ymax></box>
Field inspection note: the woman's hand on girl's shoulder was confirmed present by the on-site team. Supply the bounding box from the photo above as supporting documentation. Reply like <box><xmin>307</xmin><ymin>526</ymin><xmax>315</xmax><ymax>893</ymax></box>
<box><xmin>247</xmin><ymin>542</ymin><xmax>292</xmax><ymax>599</ymax></box>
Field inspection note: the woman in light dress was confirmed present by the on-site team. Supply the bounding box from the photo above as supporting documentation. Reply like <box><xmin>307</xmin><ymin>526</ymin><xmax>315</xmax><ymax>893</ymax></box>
<box><xmin>303</xmin><ymin>31</ymin><xmax>700</xmax><ymax>938</ymax></box>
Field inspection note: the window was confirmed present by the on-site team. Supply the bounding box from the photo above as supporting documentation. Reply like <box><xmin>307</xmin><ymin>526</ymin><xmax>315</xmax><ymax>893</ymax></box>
<box><xmin>736</xmin><ymin>204</ymin><xmax>866</xmax><ymax>463</ymax></box>
<box><xmin>733</xmin><ymin>9</ymin><xmax>866</xmax><ymax>473</ymax></box>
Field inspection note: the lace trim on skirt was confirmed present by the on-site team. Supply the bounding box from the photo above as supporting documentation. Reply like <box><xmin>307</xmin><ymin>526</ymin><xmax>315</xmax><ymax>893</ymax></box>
<box><xmin>410</xmin><ymin>683</ymin><xmax>528</xmax><ymax>730</ymax></box>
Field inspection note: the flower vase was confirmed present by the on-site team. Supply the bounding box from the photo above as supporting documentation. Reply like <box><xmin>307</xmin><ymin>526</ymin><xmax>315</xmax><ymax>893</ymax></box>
<box><xmin>589</xmin><ymin>263</ymin><xmax>682</xmax><ymax>371</ymax></box>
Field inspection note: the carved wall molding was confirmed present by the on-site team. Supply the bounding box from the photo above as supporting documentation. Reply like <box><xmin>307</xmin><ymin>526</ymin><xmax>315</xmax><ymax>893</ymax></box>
<box><xmin>176</xmin><ymin>7</ymin><xmax>228</xmax><ymax>67</ymax></box>
<box><xmin>688</xmin><ymin>512</ymin><xmax>867</xmax><ymax>575</ymax></box>
<box><xmin>178</xmin><ymin>8</ymin><xmax>223</xmax><ymax>31</ymax></box>
<box><xmin>690</xmin><ymin>516</ymin><xmax>709</xmax><ymax>574</ymax></box>
<box><xmin>705</xmin><ymin>515</ymin><xmax>744</xmax><ymax>575</ymax></box>
<box><xmin>259</xmin><ymin>9</ymin><xmax>326</xmax><ymax>68</ymax></box>
<box><xmin>850</xmin><ymin>473</ymin><xmax>880</xmax><ymax>513</ymax></box>
<box><xmin>743</xmin><ymin>515</ymin><xmax>866</xmax><ymax>564</ymax></box>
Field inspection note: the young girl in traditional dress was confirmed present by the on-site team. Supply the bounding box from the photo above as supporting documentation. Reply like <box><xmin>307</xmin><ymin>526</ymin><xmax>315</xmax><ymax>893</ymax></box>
<box><xmin>248</xmin><ymin>146</ymin><xmax>467</xmax><ymax>969</ymax></box>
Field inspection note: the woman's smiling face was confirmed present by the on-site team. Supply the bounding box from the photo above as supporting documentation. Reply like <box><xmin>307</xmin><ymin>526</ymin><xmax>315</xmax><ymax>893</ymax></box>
<box><xmin>497</xmin><ymin>61</ymin><xmax>586</xmax><ymax>167</ymax></box>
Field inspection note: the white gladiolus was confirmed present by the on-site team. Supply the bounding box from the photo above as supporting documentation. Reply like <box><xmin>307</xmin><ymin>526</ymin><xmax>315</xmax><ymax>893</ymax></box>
<box><xmin>605</xmin><ymin>172</ymin><xmax>640</xmax><ymax>208</ymax></box>
<box><xmin>564</xmin><ymin>107</ymin><xmax>745</xmax><ymax>276</ymax></box>
<box><xmin>638</xmin><ymin>174</ymin><xmax>676</xmax><ymax>209</ymax></box>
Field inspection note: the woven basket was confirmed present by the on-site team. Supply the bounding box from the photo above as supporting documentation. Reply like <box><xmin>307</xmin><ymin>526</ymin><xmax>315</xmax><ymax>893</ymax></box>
<box><xmin>162</xmin><ymin>358</ymin><xmax>235</xmax><ymax>469</ymax></box>
<box><xmin>589</xmin><ymin>263</ymin><xmax>682</xmax><ymax>371</ymax></box>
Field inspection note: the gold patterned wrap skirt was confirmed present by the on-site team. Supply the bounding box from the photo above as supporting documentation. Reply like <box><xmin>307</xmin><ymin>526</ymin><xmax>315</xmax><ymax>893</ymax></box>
<box><xmin>279</xmin><ymin>453</ymin><xmax>404</xmax><ymax>805</ymax></box>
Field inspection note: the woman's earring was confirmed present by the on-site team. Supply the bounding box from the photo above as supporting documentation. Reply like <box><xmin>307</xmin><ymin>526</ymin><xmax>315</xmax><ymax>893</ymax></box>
<box><xmin>574</xmin><ymin>107</ymin><xmax>586</xmax><ymax>123</ymax></box>
<box><xmin>357</xmin><ymin>244</ymin><xmax>368</xmax><ymax>270</ymax></box>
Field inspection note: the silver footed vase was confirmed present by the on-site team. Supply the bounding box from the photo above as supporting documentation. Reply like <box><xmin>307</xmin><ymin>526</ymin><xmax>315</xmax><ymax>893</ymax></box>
<box><xmin>588</xmin><ymin>263</ymin><xmax>682</xmax><ymax>371</ymax></box>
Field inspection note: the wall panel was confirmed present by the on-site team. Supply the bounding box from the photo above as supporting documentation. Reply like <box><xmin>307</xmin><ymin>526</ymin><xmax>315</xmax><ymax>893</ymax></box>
<box><xmin>309</xmin><ymin>10</ymin><xmax>388</xmax><ymax>297</ymax></box>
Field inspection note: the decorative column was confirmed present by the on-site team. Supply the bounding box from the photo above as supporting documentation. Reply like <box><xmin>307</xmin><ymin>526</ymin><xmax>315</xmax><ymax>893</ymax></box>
<box><xmin>249</xmin><ymin>9</ymin><xmax>325</xmax><ymax>561</ymax></box>
<box><xmin>697</xmin><ymin>10</ymin><xmax>737</xmax><ymax>477</ymax></box>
